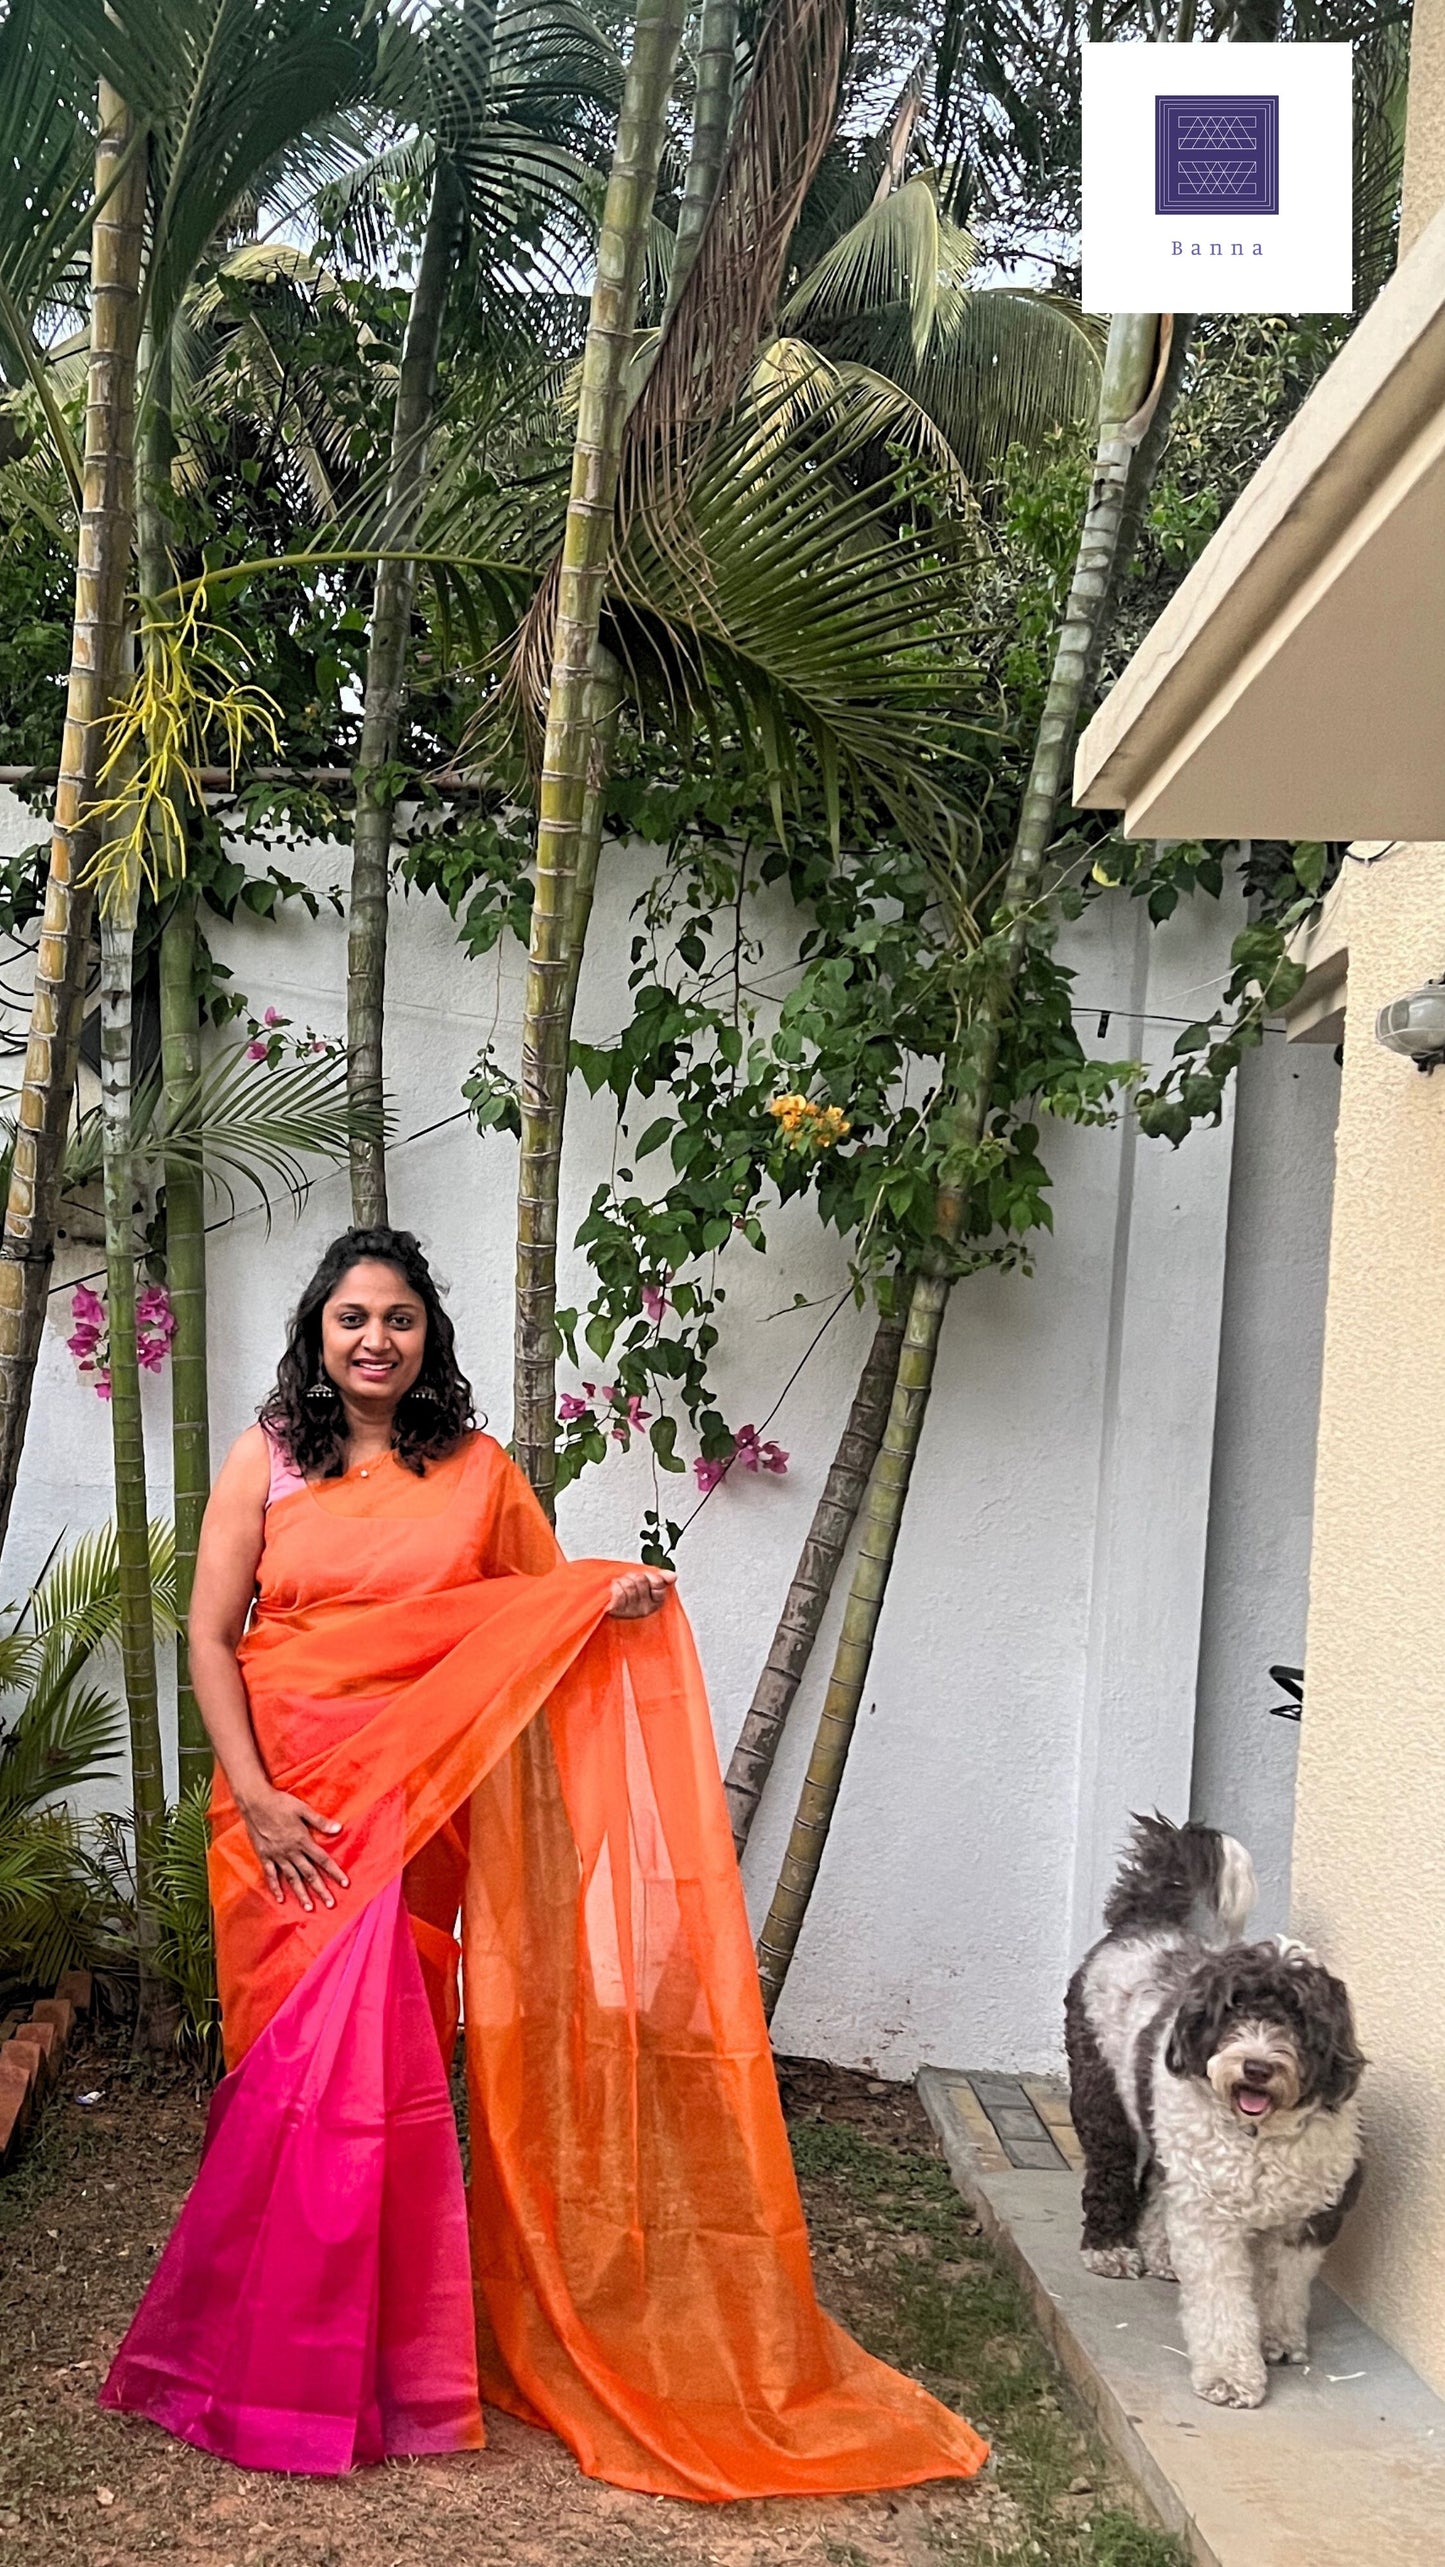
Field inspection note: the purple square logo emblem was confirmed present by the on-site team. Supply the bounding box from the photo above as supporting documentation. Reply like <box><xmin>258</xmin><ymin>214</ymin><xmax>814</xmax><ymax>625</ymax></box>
<box><xmin>1155</xmin><ymin>94</ymin><xmax>1279</xmax><ymax>216</ymax></box>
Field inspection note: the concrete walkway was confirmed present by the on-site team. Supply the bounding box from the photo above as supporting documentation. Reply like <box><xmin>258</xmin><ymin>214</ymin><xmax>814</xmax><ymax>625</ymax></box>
<box><xmin>918</xmin><ymin>2066</ymin><xmax>1445</xmax><ymax>2567</ymax></box>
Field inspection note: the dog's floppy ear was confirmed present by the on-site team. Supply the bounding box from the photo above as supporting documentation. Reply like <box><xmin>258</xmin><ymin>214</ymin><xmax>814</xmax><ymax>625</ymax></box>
<box><xmin>1164</xmin><ymin>1953</ymin><xmax>1233</xmax><ymax>2079</ymax></box>
<box><xmin>1295</xmin><ymin>1962</ymin><xmax>1365</xmax><ymax>2108</ymax></box>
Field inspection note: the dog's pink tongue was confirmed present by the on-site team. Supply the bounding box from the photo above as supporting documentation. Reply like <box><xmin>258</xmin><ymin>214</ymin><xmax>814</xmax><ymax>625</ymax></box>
<box><xmin>1238</xmin><ymin>2091</ymin><xmax>1271</xmax><ymax>2118</ymax></box>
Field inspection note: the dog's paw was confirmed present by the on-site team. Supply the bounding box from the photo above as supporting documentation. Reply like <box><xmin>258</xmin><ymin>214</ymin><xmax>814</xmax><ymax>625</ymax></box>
<box><xmin>1193</xmin><ymin>2364</ymin><xmax>1268</xmax><ymax>2409</ymax></box>
<box><xmin>1082</xmin><ymin>2245</ymin><xmax>1145</xmax><ymax>2280</ymax></box>
<box><xmin>1141</xmin><ymin>2243</ymin><xmax>1178</xmax><ymax>2283</ymax></box>
<box><xmin>1261</xmin><ymin>2335</ymin><xmax>1308</xmax><ymax>2366</ymax></box>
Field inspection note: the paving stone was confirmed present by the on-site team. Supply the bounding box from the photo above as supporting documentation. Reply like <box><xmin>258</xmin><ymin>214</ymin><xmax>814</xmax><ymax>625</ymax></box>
<box><xmin>944</xmin><ymin>2082</ymin><xmax>1009</xmax><ymax>2173</ymax></box>
<box><xmin>1002</xmin><ymin>2135</ymin><xmax>1069</xmax><ymax>2171</ymax></box>
<box><xmin>919</xmin><ymin>2062</ymin><xmax>1445</xmax><ymax>2567</ymax></box>
<box><xmin>992</xmin><ymin>2105</ymin><xmax>1050</xmax><ymax>2141</ymax></box>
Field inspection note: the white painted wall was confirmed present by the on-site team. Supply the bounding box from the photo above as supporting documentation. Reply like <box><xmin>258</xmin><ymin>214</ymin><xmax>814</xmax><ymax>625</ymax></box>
<box><xmin>0</xmin><ymin>786</ymin><xmax>1322</xmax><ymax>2076</ymax></box>
<box><xmin>1191</xmin><ymin>1034</ymin><xmax>1340</xmax><ymax>1933</ymax></box>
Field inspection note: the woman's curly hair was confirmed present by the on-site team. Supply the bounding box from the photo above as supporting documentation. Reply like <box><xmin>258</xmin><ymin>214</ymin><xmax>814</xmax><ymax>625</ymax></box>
<box><xmin>260</xmin><ymin>1227</ymin><xmax>476</xmax><ymax>1479</ymax></box>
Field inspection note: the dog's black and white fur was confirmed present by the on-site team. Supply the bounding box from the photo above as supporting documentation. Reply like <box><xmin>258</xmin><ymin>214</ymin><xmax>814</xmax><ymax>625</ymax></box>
<box><xmin>1066</xmin><ymin>1815</ymin><xmax>1364</xmax><ymax>2411</ymax></box>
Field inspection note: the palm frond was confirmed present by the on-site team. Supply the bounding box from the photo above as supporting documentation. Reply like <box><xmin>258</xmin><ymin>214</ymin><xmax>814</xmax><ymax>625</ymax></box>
<box><xmin>154</xmin><ymin>1783</ymin><xmax>220</xmax><ymax>2064</ymax></box>
<box><xmin>626</xmin><ymin>0</ymin><xmax>851</xmax><ymax>474</ymax></box>
<box><xmin>0</xmin><ymin>1681</ymin><xmax>124</xmax><ymax>1818</ymax></box>
<box><xmin>25</xmin><ymin>1517</ymin><xmax>179</xmax><ymax>1677</ymax></box>
<box><xmin>54</xmin><ymin>0</ymin><xmax>380</xmax><ymax>349</ymax></box>
<box><xmin>751</xmin><ymin>337</ymin><xmax>973</xmax><ymax>498</ymax></box>
<box><xmin>0</xmin><ymin>1808</ymin><xmax>122</xmax><ymax>1987</ymax></box>
<box><xmin>783</xmin><ymin>176</ymin><xmax>976</xmax><ymax>365</ymax></box>
<box><xmin>609</xmin><ymin>391</ymin><xmax>984</xmax><ymax>867</ymax></box>
<box><xmin>830</xmin><ymin>286</ymin><xmax>1101</xmax><ymax>489</ymax></box>
<box><xmin>144</xmin><ymin>1041</ymin><xmax>391</xmax><ymax>1220</ymax></box>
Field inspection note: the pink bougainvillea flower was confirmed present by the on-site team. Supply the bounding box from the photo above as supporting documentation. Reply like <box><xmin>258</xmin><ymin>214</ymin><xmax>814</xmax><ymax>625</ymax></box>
<box><xmin>72</xmin><ymin>1284</ymin><xmax>105</xmax><ymax>1326</ymax></box>
<box><xmin>624</xmin><ymin>1394</ymin><xmax>650</xmax><ymax>1432</ymax></box>
<box><xmin>641</xmin><ymin>1284</ymin><xmax>668</xmax><ymax>1324</ymax></box>
<box><xmin>245</xmin><ymin>1039</ymin><xmax>268</xmax><ymax>1062</ymax></box>
<box><xmin>263</xmin><ymin>1006</ymin><xmax>283</xmax><ymax>1026</ymax></box>
<box><xmin>761</xmin><ymin>1441</ymin><xmax>789</xmax><ymax>1475</ymax></box>
<box><xmin>693</xmin><ymin>1454</ymin><xmax>729</xmax><ymax>1494</ymax></box>
<box><xmin>136</xmin><ymin>1284</ymin><xmax>175</xmax><ymax>1334</ymax></box>
<box><xmin>94</xmin><ymin>1374</ymin><xmax>112</xmax><ymax>1401</ymax></box>
<box><xmin>733</xmin><ymin>1424</ymin><xmax>762</xmax><ymax>1472</ymax></box>
<box><xmin>558</xmin><ymin>1392</ymin><xmax>589</xmax><ymax>1423</ymax></box>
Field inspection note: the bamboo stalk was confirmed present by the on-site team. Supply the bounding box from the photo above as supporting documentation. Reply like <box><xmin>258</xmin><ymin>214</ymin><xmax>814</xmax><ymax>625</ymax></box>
<box><xmin>513</xmin><ymin>0</ymin><xmax>688</xmax><ymax>1512</ymax></box>
<box><xmin>160</xmin><ymin>889</ymin><xmax>209</xmax><ymax>1793</ymax></box>
<box><xmin>664</xmin><ymin>0</ymin><xmax>738</xmax><ymax>317</ymax></box>
<box><xmin>0</xmin><ymin>84</ymin><xmax>146</xmax><ymax>1556</ymax></box>
<box><xmin>100</xmin><ymin>869</ymin><xmax>169</xmax><ymax>2047</ymax></box>
<box><xmin>755</xmin><ymin>312</ymin><xmax>1178</xmax><ymax>2021</ymax></box>
<box><xmin>141</xmin><ymin>358</ymin><xmax>208</xmax><ymax>1794</ymax></box>
<box><xmin>347</xmin><ymin>151</ymin><xmax>467</xmax><ymax>1226</ymax></box>
<box><xmin>724</xmin><ymin>1298</ymin><xmax>905</xmax><ymax>1857</ymax></box>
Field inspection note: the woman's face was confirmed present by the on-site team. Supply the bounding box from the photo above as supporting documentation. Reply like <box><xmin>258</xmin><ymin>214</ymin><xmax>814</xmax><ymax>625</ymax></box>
<box><xmin>318</xmin><ymin>1260</ymin><xmax>428</xmax><ymax>1412</ymax></box>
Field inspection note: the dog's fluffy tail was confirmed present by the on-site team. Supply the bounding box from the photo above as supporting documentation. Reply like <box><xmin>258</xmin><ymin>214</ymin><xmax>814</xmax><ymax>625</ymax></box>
<box><xmin>1102</xmin><ymin>1813</ymin><xmax>1256</xmax><ymax>1943</ymax></box>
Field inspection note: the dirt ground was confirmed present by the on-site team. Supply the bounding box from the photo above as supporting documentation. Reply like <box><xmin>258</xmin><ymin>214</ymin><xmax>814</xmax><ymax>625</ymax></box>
<box><xmin>0</xmin><ymin>2035</ymin><xmax>1183</xmax><ymax>2567</ymax></box>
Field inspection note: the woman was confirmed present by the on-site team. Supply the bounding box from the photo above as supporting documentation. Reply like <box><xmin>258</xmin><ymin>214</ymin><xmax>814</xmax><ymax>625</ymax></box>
<box><xmin>103</xmin><ymin>1227</ymin><xmax>985</xmax><ymax>2499</ymax></box>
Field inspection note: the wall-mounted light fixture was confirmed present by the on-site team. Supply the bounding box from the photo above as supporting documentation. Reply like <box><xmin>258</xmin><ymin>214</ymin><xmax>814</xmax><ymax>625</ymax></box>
<box><xmin>1375</xmin><ymin>981</ymin><xmax>1445</xmax><ymax>1072</ymax></box>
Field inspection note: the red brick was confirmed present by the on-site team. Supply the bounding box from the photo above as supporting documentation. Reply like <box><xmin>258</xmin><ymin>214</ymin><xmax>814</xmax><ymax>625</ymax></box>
<box><xmin>9</xmin><ymin>2021</ymin><xmax>55</xmax><ymax>2085</ymax></box>
<box><xmin>31</xmin><ymin>1996</ymin><xmax>73</xmax><ymax>2044</ymax></box>
<box><xmin>0</xmin><ymin>2040</ymin><xmax>38</xmax><ymax>2092</ymax></box>
<box><xmin>55</xmin><ymin>1969</ymin><xmax>92</xmax><ymax>2015</ymax></box>
<box><xmin>0</xmin><ymin>2052</ymin><xmax>34</xmax><ymax>2163</ymax></box>
<box><xmin>0</xmin><ymin>2080</ymin><xmax>27</xmax><ymax>2162</ymax></box>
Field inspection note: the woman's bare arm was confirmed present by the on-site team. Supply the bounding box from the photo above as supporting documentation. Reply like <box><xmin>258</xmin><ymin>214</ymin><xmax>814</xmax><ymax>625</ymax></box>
<box><xmin>190</xmin><ymin>1427</ymin><xmax>349</xmax><ymax>1912</ymax></box>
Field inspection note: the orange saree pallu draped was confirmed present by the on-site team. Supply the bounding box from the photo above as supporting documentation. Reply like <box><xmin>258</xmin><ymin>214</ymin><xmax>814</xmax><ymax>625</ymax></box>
<box><xmin>102</xmin><ymin>1434</ymin><xmax>987</xmax><ymax>2498</ymax></box>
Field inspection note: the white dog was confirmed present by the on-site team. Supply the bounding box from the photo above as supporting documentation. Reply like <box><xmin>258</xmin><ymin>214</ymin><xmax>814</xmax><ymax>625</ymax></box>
<box><xmin>1065</xmin><ymin>1815</ymin><xmax>1364</xmax><ymax>2409</ymax></box>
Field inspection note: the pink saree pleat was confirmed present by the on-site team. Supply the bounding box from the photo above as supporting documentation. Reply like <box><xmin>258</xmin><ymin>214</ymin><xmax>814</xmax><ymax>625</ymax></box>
<box><xmin>100</xmin><ymin>1877</ymin><xmax>481</xmax><ymax>2472</ymax></box>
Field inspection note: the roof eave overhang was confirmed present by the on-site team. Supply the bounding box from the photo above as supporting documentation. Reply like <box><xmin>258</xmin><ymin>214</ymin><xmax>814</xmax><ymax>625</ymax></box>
<box><xmin>1073</xmin><ymin>200</ymin><xmax>1445</xmax><ymax>841</ymax></box>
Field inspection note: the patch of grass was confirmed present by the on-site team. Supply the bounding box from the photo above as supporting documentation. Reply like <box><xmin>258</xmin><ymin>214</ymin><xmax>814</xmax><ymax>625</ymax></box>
<box><xmin>790</xmin><ymin>2118</ymin><xmax>1189</xmax><ymax>2567</ymax></box>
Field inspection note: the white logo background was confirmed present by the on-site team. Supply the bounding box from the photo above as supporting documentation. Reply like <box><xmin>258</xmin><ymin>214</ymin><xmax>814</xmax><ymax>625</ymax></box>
<box><xmin>1082</xmin><ymin>43</ymin><xmax>1353</xmax><ymax>316</ymax></box>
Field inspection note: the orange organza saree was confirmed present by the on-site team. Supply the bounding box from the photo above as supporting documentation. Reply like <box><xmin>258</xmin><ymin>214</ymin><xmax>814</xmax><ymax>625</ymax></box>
<box><xmin>102</xmin><ymin>1433</ymin><xmax>986</xmax><ymax>2498</ymax></box>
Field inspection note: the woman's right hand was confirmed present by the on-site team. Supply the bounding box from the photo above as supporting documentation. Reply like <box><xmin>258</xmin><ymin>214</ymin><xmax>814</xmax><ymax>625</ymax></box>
<box><xmin>240</xmin><ymin>1788</ymin><xmax>350</xmax><ymax>1912</ymax></box>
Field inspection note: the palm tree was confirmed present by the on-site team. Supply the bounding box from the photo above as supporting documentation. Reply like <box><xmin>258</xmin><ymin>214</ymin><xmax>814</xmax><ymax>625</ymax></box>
<box><xmin>508</xmin><ymin>0</ymin><xmax>1111</xmax><ymax>1511</ymax></box>
<box><xmin>0</xmin><ymin>0</ymin><xmax>377</xmax><ymax>2029</ymax></box>
<box><xmin>346</xmin><ymin>0</ymin><xmax>620</xmax><ymax>1223</ymax></box>
<box><xmin>512</xmin><ymin>0</ymin><xmax>692</xmax><ymax>1509</ymax></box>
<box><xmin>753</xmin><ymin>309</ymin><xmax>1187</xmax><ymax>2020</ymax></box>
<box><xmin>0</xmin><ymin>60</ymin><xmax>146</xmax><ymax>1561</ymax></box>
<box><xmin>663</xmin><ymin>0</ymin><xmax>736</xmax><ymax>316</ymax></box>
<box><xmin>512</xmin><ymin>0</ymin><xmax>860</xmax><ymax>1510</ymax></box>
<box><xmin>722</xmin><ymin>1296</ymin><xmax>904</xmax><ymax>1855</ymax></box>
<box><xmin>159</xmin><ymin>882</ymin><xmax>210</xmax><ymax>1794</ymax></box>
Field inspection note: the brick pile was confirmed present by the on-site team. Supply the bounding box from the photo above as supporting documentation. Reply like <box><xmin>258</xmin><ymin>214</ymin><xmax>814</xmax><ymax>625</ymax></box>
<box><xmin>0</xmin><ymin>1968</ymin><xmax>92</xmax><ymax>2170</ymax></box>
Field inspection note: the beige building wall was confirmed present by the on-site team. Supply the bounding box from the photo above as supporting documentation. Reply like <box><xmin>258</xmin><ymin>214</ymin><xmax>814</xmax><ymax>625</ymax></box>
<box><xmin>1402</xmin><ymin>0</ymin><xmax>1445</xmax><ymax>258</ymax></box>
<box><xmin>1292</xmin><ymin>841</ymin><xmax>1445</xmax><ymax>2392</ymax></box>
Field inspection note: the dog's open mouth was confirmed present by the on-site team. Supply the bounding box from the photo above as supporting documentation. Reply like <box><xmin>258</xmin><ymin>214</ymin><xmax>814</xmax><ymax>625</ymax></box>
<box><xmin>1234</xmin><ymin>2087</ymin><xmax>1274</xmax><ymax>2121</ymax></box>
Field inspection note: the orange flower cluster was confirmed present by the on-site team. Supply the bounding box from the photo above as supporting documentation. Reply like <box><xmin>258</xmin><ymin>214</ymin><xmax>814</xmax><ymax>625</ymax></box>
<box><xmin>767</xmin><ymin>1093</ymin><xmax>851</xmax><ymax>1149</ymax></box>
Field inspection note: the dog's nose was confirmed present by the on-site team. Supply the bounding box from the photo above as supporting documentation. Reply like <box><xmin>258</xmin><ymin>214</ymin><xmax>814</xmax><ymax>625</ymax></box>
<box><xmin>1242</xmin><ymin>2059</ymin><xmax>1275</xmax><ymax>2086</ymax></box>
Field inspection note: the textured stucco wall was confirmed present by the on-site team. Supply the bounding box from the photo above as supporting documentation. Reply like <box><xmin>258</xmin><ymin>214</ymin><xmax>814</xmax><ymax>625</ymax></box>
<box><xmin>1401</xmin><ymin>0</ymin><xmax>1445</xmax><ymax>257</ymax></box>
<box><xmin>0</xmin><ymin>788</ymin><xmax>1268</xmax><ymax>2077</ymax></box>
<box><xmin>1191</xmin><ymin>1034</ymin><xmax>1340</xmax><ymax>1931</ymax></box>
<box><xmin>1292</xmin><ymin>841</ymin><xmax>1445</xmax><ymax>2394</ymax></box>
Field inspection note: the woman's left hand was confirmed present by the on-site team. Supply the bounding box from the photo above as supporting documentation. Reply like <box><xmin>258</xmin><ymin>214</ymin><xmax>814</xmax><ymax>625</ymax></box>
<box><xmin>609</xmin><ymin>1568</ymin><xmax>675</xmax><ymax>1619</ymax></box>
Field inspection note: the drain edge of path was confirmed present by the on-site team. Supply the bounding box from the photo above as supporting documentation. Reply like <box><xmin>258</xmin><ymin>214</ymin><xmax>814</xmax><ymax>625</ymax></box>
<box><xmin>917</xmin><ymin>2065</ymin><xmax>1445</xmax><ymax>2567</ymax></box>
